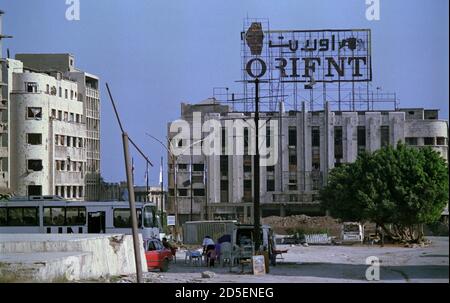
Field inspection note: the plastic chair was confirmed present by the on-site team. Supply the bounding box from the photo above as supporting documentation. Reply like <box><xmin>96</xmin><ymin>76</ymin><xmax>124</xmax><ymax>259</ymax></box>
<box><xmin>219</xmin><ymin>242</ymin><xmax>233</xmax><ymax>266</ymax></box>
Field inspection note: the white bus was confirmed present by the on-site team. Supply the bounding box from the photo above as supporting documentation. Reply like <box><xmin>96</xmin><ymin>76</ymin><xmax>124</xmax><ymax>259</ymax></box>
<box><xmin>0</xmin><ymin>196</ymin><xmax>161</xmax><ymax>240</ymax></box>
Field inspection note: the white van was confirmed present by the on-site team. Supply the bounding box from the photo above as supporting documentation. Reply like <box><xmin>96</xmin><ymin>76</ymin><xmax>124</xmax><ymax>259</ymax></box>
<box><xmin>341</xmin><ymin>222</ymin><xmax>364</xmax><ymax>244</ymax></box>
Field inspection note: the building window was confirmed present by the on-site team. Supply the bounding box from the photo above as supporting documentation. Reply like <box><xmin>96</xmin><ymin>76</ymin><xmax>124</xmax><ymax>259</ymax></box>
<box><xmin>27</xmin><ymin>107</ymin><xmax>42</xmax><ymax>119</ymax></box>
<box><xmin>244</xmin><ymin>163</ymin><xmax>252</xmax><ymax>173</ymax></box>
<box><xmin>177</xmin><ymin>164</ymin><xmax>187</xmax><ymax>170</ymax></box>
<box><xmin>65</xmin><ymin>89</ymin><xmax>68</xmax><ymax>99</ymax></box>
<box><xmin>193</xmin><ymin>164</ymin><xmax>204</xmax><ymax>172</ymax></box>
<box><xmin>243</xmin><ymin>180</ymin><xmax>252</xmax><ymax>202</ymax></box>
<box><xmin>67</xmin><ymin>136</ymin><xmax>71</xmax><ymax>147</ymax></box>
<box><xmin>288</xmin><ymin>126</ymin><xmax>297</xmax><ymax>147</ymax></box>
<box><xmin>193</xmin><ymin>189</ymin><xmax>205</xmax><ymax>196</ymax></box>
<box><xmin>267</xmin><ymin>179</ymin><xmax>275</xmax><ymax>192</ymax></box>
<box><xmin>26</xmin><ymin>82</ymin><xmax>38</xmax><ymax>93</ymax></box>
<box><xmin>28</xmin><ymin>185</ymin><xmax>42</xmax><ymax>196</ymax></box>
<box><xmin>51</xmin><ymin>109</ymin><xmax>57</xmax><ymax>119</ymax></box>
<box><xmin>424</xmin><ymin>137</ymin><xmax>435</xmax><ymax>146</ymax></box>
<box><xmin>76</xmin><ymin>114</ymin><xmax>80</xmax><ymax>123</ymax></box>
<box><xmin>266</xmin><ymin>165</ymin><xmax>275</xmax><ymax>172</ymax></box>
<box><xmin>46</xmin><ymin>84</ymin><xmax>50</xmax><ymax>94</ymax></box>
<box><xmin>405</xmin><ymin>137</ymin><xmax>418</xmax><ymax>146</ymax></box>
<box><xmin>266</xmin><ymin>126</ymin><xmax>271</xmax><ymax>147</ymax></box>
<box><xmin>220</xmin><ymin>155</ymin><xmax>228</xmax><ymax>177</ymax></box>
<box><xmin>59</xmin><ymin>87</ymin><xmax>62</xmax><ymax>97</ymax></box>
<box><xmin>58</xmin><ymin>110</ymin><xmax>62</xmax><ymax>120</ymax></box>
<box><xmin>436</xmin><ymin>137</ymin><xmax>446</xmax><ymax>146</ymax></box>
<box><xmin>357</xmin><ymin>126</ymin><xmax>366</xmax><ymax>155</ymax></box>
<box><xmin>70</xmin><ymin>113</ymin><xmax>74</xmax><ymax>122</ymax></box>
<box><xmin>221</xmin><ymin>127</ymin><xmax>227</xmax><ymax>152</ymax></box>
<box><xmin>70</xmin><ymin>90</ymin><xmax>74</xmax><ymax>100</ymax></box>
<box><xmin>380</xmin><ymin>126</ymin><xmax>390</xmax><ymax>147</ymax></box>
<box><xmin>28</xmin><ymin>160</ymin><xmax>43</xmax><ymax>171</ymax></box>
<box><xmin>27</xmin><ymin>133</ymin><xmax>42</xmax><ymax>145</ymax></box>
<box><xmin>312</xmin><ymin>126</ymin><xmax>321</xmax><ymax>169</ymax></box>
<box><xmin>334</xmin><ymin>126</ymin><xmax>343</xmax><ymax>160</ymax></box>
<box><xmin>64</xmin><ymin>112</ymin><xmax>68</xmax><ymax>122</ymax></box>
<box><xmin>288</xmin><ymin>179</ymin><xmax>297</xmax><ymax>191</ymax></box>
<box><xmin>178</xmin><ymin>189</ymin><xmax>188</xmax><ymax>197</ymax></box>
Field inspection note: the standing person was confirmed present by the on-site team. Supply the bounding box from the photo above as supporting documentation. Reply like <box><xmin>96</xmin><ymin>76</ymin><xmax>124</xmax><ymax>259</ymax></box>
<box><xmin>202</xmin><ymin>236</ymin><xmax>216</xmax><ymax>267</ymax></box>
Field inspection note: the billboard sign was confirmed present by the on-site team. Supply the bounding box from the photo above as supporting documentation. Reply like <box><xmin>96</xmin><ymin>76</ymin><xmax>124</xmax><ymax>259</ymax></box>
<box><xmin>243</xmin><ymin>25</ymin><xmax>372</xmax><ymax>83</ymax></box>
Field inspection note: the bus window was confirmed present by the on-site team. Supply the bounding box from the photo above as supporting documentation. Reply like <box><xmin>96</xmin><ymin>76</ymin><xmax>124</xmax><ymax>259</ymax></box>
<box><xmin>6</xmin><ymin>207</ymin><xmax>38</xmax><ymax>226</ymax></box>
<box><xmin>113</xmin><ymin>208</ymin><xmax>142</xmax><ymax>228</ymax></box>
<box><xmin>66</xmin><ymin>207</ymin><xmax>86</xmax><ymax>226</ymax></box>
<box><xmin>44</xmin><ymin>207</ymin><xmax>65</xmax><ymax>226</ymax></box>
<box><xmin>23</xmin><ymin>208</ymin><xmax>39</xmax><ymax>226</ymax></box>
<box><xmin>0</xmin><ymin>208</ymin><xmax>7</xmax><ymax>226</ymax></box>
<box><xmin>143</xmin><ymin>206</ymin><xmax>154</xmax><ymax>228</ymax></box>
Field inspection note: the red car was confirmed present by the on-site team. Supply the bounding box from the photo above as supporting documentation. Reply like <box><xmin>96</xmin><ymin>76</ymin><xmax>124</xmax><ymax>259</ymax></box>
<box><xmin>144</xmin><ymin>239</ymin><xmax>172</xmax><ymax>272</ymax></box>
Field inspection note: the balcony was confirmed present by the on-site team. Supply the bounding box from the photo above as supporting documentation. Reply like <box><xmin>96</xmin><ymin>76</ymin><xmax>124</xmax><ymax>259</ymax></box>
<box><xmin>55</xmin><ymin>171</ymin><xmax>84</xmax><ymax>185</ymax></box>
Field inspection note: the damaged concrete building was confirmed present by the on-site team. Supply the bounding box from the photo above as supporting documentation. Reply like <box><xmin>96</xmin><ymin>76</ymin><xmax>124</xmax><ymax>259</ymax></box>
<box><xmin>0</xmin><ymin>54</ymin><xmax>100</xmax><ymax>200</ymax></box>
<box><xmin>167</xmin><ymin>99</ymin><xmax>448</xmax><ymax>225</ymax></box>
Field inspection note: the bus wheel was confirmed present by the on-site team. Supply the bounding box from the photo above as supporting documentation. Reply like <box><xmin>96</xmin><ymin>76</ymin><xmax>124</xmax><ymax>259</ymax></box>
<box><xmin>160</xmin><ymin>259</ymin><xmax>169</xmax><ymax>272</ymax></box>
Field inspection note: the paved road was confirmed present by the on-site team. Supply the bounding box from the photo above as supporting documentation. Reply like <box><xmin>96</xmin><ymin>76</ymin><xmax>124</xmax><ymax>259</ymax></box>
<box><xmin>144</xmin><ymin>236</ymin><xmax>448</xmax><ymax>283</ymax></box>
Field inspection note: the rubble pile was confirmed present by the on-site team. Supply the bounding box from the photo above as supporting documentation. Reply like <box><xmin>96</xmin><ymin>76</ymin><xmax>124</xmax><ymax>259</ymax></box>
<box><xmin>262</xmin><ymin>215</ymin><xmax>342</xmax><ymax>237</ymax></box>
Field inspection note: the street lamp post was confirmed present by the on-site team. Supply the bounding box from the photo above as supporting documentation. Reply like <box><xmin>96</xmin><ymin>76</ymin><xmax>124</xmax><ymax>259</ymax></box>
<box><xmin>145</xmin><ymin>134</ymin><xmax>207</xmax><ymax>240</ymax></box>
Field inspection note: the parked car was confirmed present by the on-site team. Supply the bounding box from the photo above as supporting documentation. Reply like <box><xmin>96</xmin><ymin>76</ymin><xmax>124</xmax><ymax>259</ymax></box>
<box><xmin>144</xmin><ymin>238</ymin><xmax>172</xmax><ymax>272</ymax></box>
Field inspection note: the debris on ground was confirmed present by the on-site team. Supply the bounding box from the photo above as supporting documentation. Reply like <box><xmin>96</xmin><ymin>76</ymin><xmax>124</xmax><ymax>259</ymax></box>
<box><xmin>262</xmin><ymin>215</ymin><xmax>342</xmax><ymax>237</ymax></box>
<box><xmin>201</xmin><ymin>271</ymin><xmax>215</xmax><ymax>279</ymax></box>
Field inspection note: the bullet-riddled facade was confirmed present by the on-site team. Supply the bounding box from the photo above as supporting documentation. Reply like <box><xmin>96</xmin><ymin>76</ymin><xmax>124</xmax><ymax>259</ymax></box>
<box><xmin>167</xmin><ymin>99</ymin><xmax>448</xmax><ymax>225</ymax></box>
<box><xmin>0</xmin><ymin>54</ymin><xmax>100</xmax><ymax>200</ymax></box>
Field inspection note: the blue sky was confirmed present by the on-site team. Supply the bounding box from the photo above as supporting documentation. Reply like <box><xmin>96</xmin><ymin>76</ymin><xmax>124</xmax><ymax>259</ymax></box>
<box><xmin>1</xmin><ymin>0</ymin><xmax>448</xmax><ymax>185</ymax></box>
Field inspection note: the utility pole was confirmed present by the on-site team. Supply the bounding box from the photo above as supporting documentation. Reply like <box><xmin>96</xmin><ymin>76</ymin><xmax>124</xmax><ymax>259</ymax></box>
<box><xmin>190</xmin><ymin>152</ymin><xmax>193</xmax><ymax>221</ymax></box>
<box><xmin>106</xmin><ymin>83</ymin><xmax>154</xmax><ymax>283</ymax></box>
<box><xmin>252</xmin><ymin>78</ymin><xmax>261</xmax><ymax>252</ymax></box>
<box><xmin>122</xmin><ymin>132</ymin><xmax>143</xmax><ymax>283</ymax></box>
<box><xmin>160</xmin><ymin>156</ymin><xmax>164</xmax><ymax>221</ymax></box>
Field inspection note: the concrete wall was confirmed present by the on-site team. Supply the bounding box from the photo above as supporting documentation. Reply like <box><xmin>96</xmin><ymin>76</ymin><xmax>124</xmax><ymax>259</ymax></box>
<box><xmin>0</xmin><ymin>234</ymin><xmax>147</xmax><ymax>282</ymax></box>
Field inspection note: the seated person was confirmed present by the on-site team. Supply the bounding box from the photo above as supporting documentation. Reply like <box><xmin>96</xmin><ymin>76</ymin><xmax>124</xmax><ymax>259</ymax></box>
<box><xmin>202</xmin><ymin>236</ymin><xmax>216</xmax><ymax>267</ymax></box>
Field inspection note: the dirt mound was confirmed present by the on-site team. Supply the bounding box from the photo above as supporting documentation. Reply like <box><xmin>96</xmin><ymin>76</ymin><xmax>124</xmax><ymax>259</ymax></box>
<box><xmin>262</xmin><ymin>215</ymin><xmax>342</xmax><ymax>237</ymax></box>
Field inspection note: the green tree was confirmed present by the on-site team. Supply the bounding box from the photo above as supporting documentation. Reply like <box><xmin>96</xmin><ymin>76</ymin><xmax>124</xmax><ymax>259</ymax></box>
<box><xmin>320</xmin><ymin>143</ymin><xmax>448</xmax><ymax>243</ymax></box>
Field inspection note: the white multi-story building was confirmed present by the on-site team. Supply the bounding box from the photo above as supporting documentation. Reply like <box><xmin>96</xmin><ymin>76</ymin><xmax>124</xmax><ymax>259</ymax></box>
<box><xmin>167</xmin><ymin>99</ymin><xmax>448</xmax><ymax>225</ymax></box>
<box><xmin>0</xmin><ymin>53</ymin><xmax>100</xmax><ymax>200</ymax></box>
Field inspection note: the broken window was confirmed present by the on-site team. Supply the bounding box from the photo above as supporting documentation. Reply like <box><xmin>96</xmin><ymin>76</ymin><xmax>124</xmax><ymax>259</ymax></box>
<box><xmin>28</xmin><ymin>159</ymin><xmax>43</xmax><ymax>171</ymax></box>
<box><xmin>28</xmin><ymin>185</ymin><xmax>42</xmax><ymax>196</ymax></box>
<box><xmin>27</xmin><ymin>107</ymin><xmax>42</xmax><ymax>119</ymax></box>
<box><xmin>27</xmin><ymin>133</ymin><xmax>42</xmax><ymax>145</ymax></box>
<box><xmin>26</xmin><ymin>82</ymin><xmax>38</xmax><ymax>93</ymax></box>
